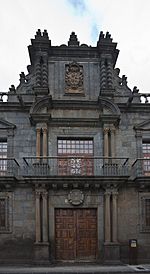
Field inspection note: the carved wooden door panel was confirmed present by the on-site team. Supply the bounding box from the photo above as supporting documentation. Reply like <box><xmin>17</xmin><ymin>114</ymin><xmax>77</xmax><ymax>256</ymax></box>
<box><xmin>55</xmin><ymin>209</ymin><xmax>97</xmax><ymax>261</ymax></box>
<box><xmin>76</xmin><ymin>209</ymin><xmax>97</xmax><ymax>260</ymax></box>
<box><xmin>55</xmin><ymin>209</ymin><xmax>76</xmax><ymax>260</ymax></box>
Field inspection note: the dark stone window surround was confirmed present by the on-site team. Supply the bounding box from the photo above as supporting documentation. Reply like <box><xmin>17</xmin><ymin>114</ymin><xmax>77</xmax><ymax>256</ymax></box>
<box><xmin>0</xmin><ymin>192</ymin><xmax>13</xmax><ymax>233</ymax></box>
<box><xmin>139</xmin><ymin>193</ymin><xmax>150</xmax><ymax>233</ymax></box>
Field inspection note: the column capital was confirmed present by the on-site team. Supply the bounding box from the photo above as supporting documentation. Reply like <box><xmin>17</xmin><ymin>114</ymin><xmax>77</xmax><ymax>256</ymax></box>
<box><xmin>36</xmin><ymin>127</ymin><xmax>41</xmax><ymax>133</ymax></box>
<box><xmin>35</xmin><ymin>189</ymin><xmax>41</xmax><ymax>198</ymax></box>
<box><xmin>112</xmin><ymin>191</ymin><xmax>119</xmax><ymax>199</ymax></box>
<box><xmin>42</xmin><ymin>127</ymin><xmax>47</xmax><ymax>133</ymax></box>
<box><xmin>103</xmin><ymin>127</ymin><xmax>109</xmax><ymax>134</ymax></box>
<box><xmin>104</xmin><ymin>189</ymin><xmax>112</xmax><ymax>196</ymax></box>
<box><xmin>41</xmin><ymin>190</ymin><xmax>48</xmax><ymax>198</ymax></box>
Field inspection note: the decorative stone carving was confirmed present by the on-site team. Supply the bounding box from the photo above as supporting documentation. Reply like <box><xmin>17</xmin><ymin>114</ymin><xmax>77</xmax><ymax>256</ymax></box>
<box><xmin>68</xmin><ymin>189</ymin><xmax>84</xmax><ymax>205</ymax></box>
<box><xmin>65</xmin><ymin>62</ymin><xmax>84</xmax><ymax>94</ymax></box>
<box><xmin>68</xmin><ymin>32</ymin><xmax>79</xmax><ymax>47</ymax></box>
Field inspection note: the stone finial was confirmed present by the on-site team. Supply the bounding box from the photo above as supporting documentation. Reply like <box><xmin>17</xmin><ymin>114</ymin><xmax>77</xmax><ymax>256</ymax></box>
<box><xmin>34</xmin><ymin>29</ymin><xmax>49</xmax><ymax>40</ymax></box>
<box><xmin>35</xmin><ymin>29</ymin><xmax>42</xmax><ymax>38</ymax></box>
<box><xmin>68</xmin><ymin>32</ymin><xmax>79</xmax><ymax>46</ymax></box>
<box><xmin>27</xmin><ymin>65</ymin><xmax>32</xmax><ymax>74</ymax></box>
<box><xmin>99</xmin><ymin>31</ymin><xmax>104</xmax><ymax>39</ymax></box>
<box><xmin>122</xmin><ymin>75</ymin><xmax>127</xmax><ymax>86</ymax></box>
<box><xmin>43</xmin><ymin>29</ymin><xmax>49</xmax><ymax>39</ymax></box>
<box><xmin>19</xmin><ymin>72</ymin><xmax>26</xmax><ymax>84</ymax></box>
<box><xmin>133</xmin><ymin>86</ymin><xmax>139</xmax><ymax>93</ymax></box>
<box><xmin>115</xmin><ymin>68</ymin><xmax>120</xmax><ymax>76</ymax></box>
<box><xmin>106</xmin><ymin>31</ymin><xmax>111</xmax><ymax>40</ymax></box>
<box><xmin>9</xmin><ymin>85</ymin><xmax>16</xmax><ymax>93</ymax></box>
<box><xmin>97</xmin><ymin>31</ymin><xmax>113</xmax><ymax>43</ymax></box>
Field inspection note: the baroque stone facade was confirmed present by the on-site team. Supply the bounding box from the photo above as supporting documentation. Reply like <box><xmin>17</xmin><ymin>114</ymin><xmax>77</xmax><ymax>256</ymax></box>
<box><xmin>0</xmin><ymin>29</ymin><xmax>150</xmax><ymax>264</ymax></box>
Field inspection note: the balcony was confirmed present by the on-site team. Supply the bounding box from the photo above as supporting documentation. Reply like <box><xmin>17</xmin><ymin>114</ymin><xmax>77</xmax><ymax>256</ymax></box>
<box><xmin>0</xmin><ymin>158</ymin><xmax>19</xmax><ymax>177</ymax></box>
<box><xmin>22</xmin><ymin>156</ymin><xmax>130</xmax><ymax>177</ymax></box>
<box><xmin>132</xmin><ymin>158</ymin><xmax>150</xmax><ymax>177</ymax></box>
<box><xmin>0</xmin><ymin>157</ymin><xmax>149</xmax><ymax>180</ymax></box>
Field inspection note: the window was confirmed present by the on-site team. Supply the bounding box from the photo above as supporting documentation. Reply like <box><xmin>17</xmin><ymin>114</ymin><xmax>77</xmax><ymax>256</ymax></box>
<box><xmin>58</xmin><ymin>139</ymin><xmax>93</xmax><ymax>155</ymax></box>
<box><xmin>0</xmin><ymin>193</ymin><xmax>12</xmax><ymax>233</ymax></box>
<box><xmin>57</xmin><ymin>139</ymin><xmax>93</xmax><ymax>175</ymax></box>
<box><xmin>0</xmin><ymin>140</ymin><xmax>7</xmax><ymax>174</ymax></box>
<box><xmin>141</xmin><ymin>196</ymin><xmax>150</xmax><ymax>232</ymax></box>
<box><xmin>142</xmin><ymin>143</ymin><xmax>150</xmax><ymax>175</ymax></box>
<box><xmin>145</xmin><ymin>199</ymin><xmax>150</xmax><ymax>227</ymax></box>
<box><xmin>0</xmin><ymin>199</ymin><xmax>6</xmax><ymax>229</ymax></box>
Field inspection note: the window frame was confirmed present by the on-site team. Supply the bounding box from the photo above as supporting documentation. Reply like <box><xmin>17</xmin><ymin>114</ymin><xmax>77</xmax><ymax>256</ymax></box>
<box><xmin>0</xmin><ymin>192</ymin><xmax>13</xmax><ymax>233</ymax></box>
<box><xmin>0</xmin><ymin>139</ymin><xmax>7</xmax><ymax>174</ymax></box>
<box><xmin>140</xmin><ymin>193</ymin><xmax>150</xmax><ymax>233</ymax></box>
<box><xmin>57</xmin><ymin>138</ymin><xmax>94</xmax><ymax>176</ymax></box>
<box><xmin>57</xmin><ymin>138</ymin><xmax>94</xmax><ymax>156</ymax></box>
<box><xmin>142</xmin><ymin>141</ymin><xmax>150</xmax><ymax>175</ymax></box>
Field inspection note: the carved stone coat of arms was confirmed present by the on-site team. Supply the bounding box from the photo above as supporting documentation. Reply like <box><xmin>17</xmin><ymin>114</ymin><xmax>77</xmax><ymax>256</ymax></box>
<box><xmin>65</xmin><ymin>61</ymin><xmax>84</xmax><ymax>94</ymax></box>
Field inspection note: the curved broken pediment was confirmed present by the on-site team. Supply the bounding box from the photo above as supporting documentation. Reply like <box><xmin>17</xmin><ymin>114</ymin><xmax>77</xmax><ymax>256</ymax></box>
<box><xmin>30</xmin><ymin>95</ymin><xmax>52</xmax><ymax>114</ymax></box>
<box><xmin>98</xmin><ymin>97</ymin><xmax>121</xmax><ymax>116</ymax></box>
<box><xmin>98</xmin><ymin>97</ymin><xmax>120</xmax><ymax>126</ymax></box>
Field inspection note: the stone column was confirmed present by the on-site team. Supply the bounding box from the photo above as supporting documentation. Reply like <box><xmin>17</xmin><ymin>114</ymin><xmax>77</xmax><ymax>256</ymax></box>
<box><xmin>104</xmin><ymin>127</ymin><xmax>109</xmax><ymax>160</ymax></box>
<box><xmin>36</xmin><ymin>128</ymin><xmax>41</xmax><ymax>160</ymax></box>
<box><xmin>42</xmin><ymin>127</ymin><xmax>48</xmax><ymax>158</ymax></box>
<box><xmin>42</xmin><ymin>190</ymin><xmax>48</xmax><ymax>242</ymax></box>
<box><xmin>110</xmin><ymin>127</ymin><xmax>116</xmax><ymax>158</ymax></box>
<box><xmin>104</xmin><ymin>189</ymin><xmax>111</xmax><ymax>243</ymax></box>
<box><xmin>112</xmin><ymin>190</ymin><xmax>118</xmax><ymax>243</ymax></box>
<box><xmin>35</xmin><ymin>190</ymin><xmax>41</xmax><ymax>243</ymax></box>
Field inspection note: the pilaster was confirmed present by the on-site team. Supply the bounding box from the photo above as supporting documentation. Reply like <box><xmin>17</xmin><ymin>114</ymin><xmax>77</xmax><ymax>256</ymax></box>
<box><xmin>104</xmin><ymin>189</ymin><xmax>111</xmax><ymax>243</ymax></box>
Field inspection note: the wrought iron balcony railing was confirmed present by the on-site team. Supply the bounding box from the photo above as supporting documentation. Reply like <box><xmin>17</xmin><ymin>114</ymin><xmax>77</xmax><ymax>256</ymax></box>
<box><xmin>132</xmin><ymin>158</ymin><xmax>150</xmax><ymax>177</ymax></box>
<box><xmin>22</xmin><ymin>156</ymin><xmax>130</xmax><ymax>177</ymax></box>
<box><xmin>0</xmin><ymin>158</ymin><xmax>20</xmax><ymax>176</ymax></box>
<box><xmin>0</xmin><ymin>157</ymin><xmax>150</xmax><ymax>179</ymax></box>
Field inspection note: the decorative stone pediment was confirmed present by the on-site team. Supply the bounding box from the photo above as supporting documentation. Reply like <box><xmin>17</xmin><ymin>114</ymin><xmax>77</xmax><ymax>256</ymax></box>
<box><xmin>134</xmin><ymin>119</ymin><xmax>150</xmax><ymax>131</ymax></box>
<box><xmin>30</xmin><ymin>95</ymin><xmax>52</xmax><ymax>114</ymax></box>
<box><xmin>98</xmin><ymin>97</ymin><xmax>120</xmax><ymax>116</ymax></box>
<box><xmin>98</xmin><ymin>97</ymin><xmax>120</xmax><ymax>126</ymax></box>
<box><xmin>29</xmin><ymin>96</ymin><xmax>52</xmax><ymax>125</ymax></box>
<box><xmin>0</xmin><ymin>118</ymin><xmax>16</xmax><ymax>129</ymax></box>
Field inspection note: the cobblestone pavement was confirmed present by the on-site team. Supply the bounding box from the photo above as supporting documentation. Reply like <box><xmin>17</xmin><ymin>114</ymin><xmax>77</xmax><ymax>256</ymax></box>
<box><xmin>0</xmin><ymin>265</ymin><xmax>150</xmax><ymax>274</ymax></box>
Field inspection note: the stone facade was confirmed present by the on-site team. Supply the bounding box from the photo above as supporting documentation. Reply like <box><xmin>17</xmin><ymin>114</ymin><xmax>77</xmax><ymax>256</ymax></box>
<box><xmin>0</xmin><ymin>30</ymin><xmax>150</xmax><ymax>264</ymax></box>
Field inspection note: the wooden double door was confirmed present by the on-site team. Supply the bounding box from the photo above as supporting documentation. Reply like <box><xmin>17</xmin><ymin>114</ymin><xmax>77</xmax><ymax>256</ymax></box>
<box><xmin>55</xmin><ymin>208</ymin><xmax>97</xmax><ymax>261</ymax></box>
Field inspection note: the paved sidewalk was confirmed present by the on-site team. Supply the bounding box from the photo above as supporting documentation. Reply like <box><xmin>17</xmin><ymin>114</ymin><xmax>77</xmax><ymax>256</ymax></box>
<box><xmin>0</xmin><ymin>265</ymin><xmax>150</xmax><ymax>274</ymax></box>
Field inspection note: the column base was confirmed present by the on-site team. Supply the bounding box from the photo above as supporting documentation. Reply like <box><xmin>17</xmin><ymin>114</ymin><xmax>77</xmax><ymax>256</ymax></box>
<box><xmin>34</xmin><ymin>242</ymin><xmax>50</xmax><ymax>264</ymax></box>
<box><xmin>104</xmin><ymin>242</ymin><xmax>121</xmax><ymax>264</ymax></box>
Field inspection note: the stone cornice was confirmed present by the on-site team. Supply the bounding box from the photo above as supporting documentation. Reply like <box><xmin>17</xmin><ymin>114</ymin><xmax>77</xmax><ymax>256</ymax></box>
<box><xmin>29</xmin><ymin>114</ymin><xmax>51</xmax><ymax>125</ymax></box>
<box><xmin>99</xmin><ymin>114</ymin><xmax>120</xmax><ymax>127</ymax></box>
<box><xmin>118</xmin><ymin>103</ymin><xmax>150</xmax><ymax>113</ymax></box>
<box><xmin>19</xmin><ymin>176</ymin><xmax>129</xmax><ymax>190</ymax></box>
<box><xmin>0</xmin><ymin>101</ymin><xmax>150</xmax><ymax>114</ymax></box>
